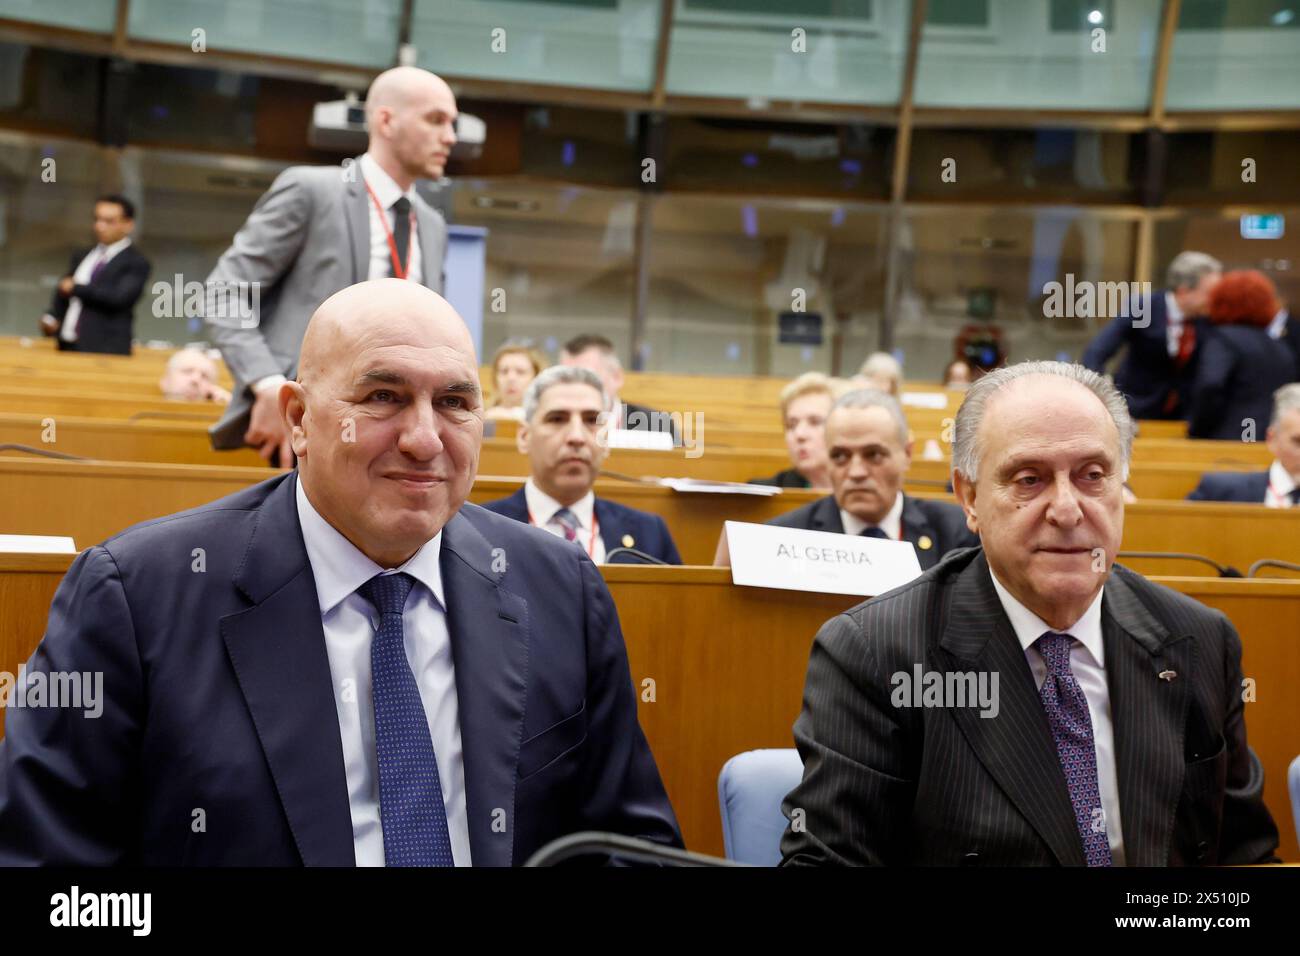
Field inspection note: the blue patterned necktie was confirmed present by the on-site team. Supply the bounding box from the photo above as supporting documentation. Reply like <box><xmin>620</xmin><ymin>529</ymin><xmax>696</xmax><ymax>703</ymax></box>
<box><xmin>552</xmin><ymin>507</ymin><xmax>580</xmax><ymax>543</ymax></box>
<box><xmin>358</xmin><ymin>572</ymin><xmax>454</xmax><ymax>867</ymax></box>
<box><xmin>860</xmin><ymin>526</ymin><xmax>888</xmax><ymax>539</ymax></box>
<box><xmin>1035</xmin><ymin>632</ymin><xmax>1112</xmax><ymax>867</ymax></box>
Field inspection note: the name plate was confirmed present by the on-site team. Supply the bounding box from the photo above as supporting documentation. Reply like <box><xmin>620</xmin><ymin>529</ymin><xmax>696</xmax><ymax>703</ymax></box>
<box><xmin>605</xmin><ymin>428</ymin><xmax>673</xmax><ymax>451</ymax></box>
<box><xmin>725</xmin><ymin>521</ymin><xmax>923</xmax><ymax>597</ymax></box>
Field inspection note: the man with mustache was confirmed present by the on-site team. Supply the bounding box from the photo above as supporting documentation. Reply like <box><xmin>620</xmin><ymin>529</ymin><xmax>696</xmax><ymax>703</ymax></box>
<box><xmin>780</xmin><ymin>362</ymin><xmax>1278</xmax><ymax>865</ymax></box>
<box><xmin>483</xmin><ymin>366</ymin><xmax>682</xmax><ymax>565</ymax></box>
<box><xmin>0</xmin><ymin>280</ymin><xmax>681</xmax><ymax>865</ymax></box>
<box><xmin>766</xmin><ymin>389</ymin><xmax>976</xmax><ymax>570</ymax></box>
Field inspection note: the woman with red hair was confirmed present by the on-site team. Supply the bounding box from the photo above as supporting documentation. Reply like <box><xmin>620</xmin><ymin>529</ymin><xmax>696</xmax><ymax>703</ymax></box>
<box><xmin>1188</xmin><ymin>269</ymin><xmax>1297</xmax><ymax>440</ymax></box>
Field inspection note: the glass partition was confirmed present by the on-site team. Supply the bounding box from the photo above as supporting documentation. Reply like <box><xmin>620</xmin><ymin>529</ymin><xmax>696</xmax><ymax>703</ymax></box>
<box><xmin>1166</xmin><ymin>0</ymin><xmax>1300</xmax><ymax>110</ymax></box>
<box><xmin>0</xmin><ymin>0</ymin><xmax>115</xmax><ymax>33</ymax></box>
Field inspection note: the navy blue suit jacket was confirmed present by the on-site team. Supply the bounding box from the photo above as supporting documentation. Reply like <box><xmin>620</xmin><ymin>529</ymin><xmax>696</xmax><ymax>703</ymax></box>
<box><xmin>1081</xmin><ymin>290</ymin><xmax>1202</xmax><ymax>420</ymax></box>
<box><xmin>481</xmin><ymin>487</ymin><xmax>682</xmax><ymax>565</ymax></box>
<box><xmin>1186</xmin><ymin>470</ymin><xmax>1270</xmax><ymax>504</ymax></box>
<box><xmin>0</xmin><ymin>473</ymin><xmax>681</xmax><ymax>865</ymax></box>
<box><xmin>1187</xmin><ymin>325</ymin><xmax>1297</xmax><ymax>441</ymax></box>
<box><xmin>765</xmin><ymin>494</ymin><xmax>978</xmax><ymax>572</ymax></box>
<box><xmin>47</xmin><ymin>245</ymin><xmax>151</xmax><ymax>356</ymax></box>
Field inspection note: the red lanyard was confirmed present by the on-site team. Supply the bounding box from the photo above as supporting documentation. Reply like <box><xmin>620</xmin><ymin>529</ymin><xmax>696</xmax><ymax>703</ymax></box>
<box><xmin>363</xmin><ymin>179</ymin><xmax>416</xmax><ymax>279</ymax></box>
<box><xmin>528</xmin><ymin>508</ymin><xmax>599</xmax><ymax>559</ymax></box>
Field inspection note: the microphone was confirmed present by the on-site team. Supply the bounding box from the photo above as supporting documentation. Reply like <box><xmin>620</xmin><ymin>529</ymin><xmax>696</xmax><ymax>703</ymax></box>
<box><xmin>523</xmin><ymin>831</ymin><xmax>740</xmax><ymax>867</ymax></box>
<box><xmin>604</xmin><ymin>547</ymin><xmax>668</xmax><ymax>565</ymax></box>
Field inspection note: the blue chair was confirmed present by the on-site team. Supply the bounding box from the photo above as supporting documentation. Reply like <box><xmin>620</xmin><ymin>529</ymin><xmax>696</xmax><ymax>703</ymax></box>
<box><xmin>717</xmin><ymin>749</ymin><xmax>803</xmax><ymax>866</ymax></box>
<box><xmin>1289</xmin><ymin>755</ymin><xmax>1300</xmax><ymax>853</ymax></box>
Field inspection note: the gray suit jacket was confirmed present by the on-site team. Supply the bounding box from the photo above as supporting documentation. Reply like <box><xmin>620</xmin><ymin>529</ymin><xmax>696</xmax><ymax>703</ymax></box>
<box><xmin>204</xmin><ymin>157</ymin><xmax>447</xmax><ymax>449</ymax></box>
<box><xmin>780</xmin><ymin>548</ymin><xmax>1279</xmax><ymax>866</ymax></box>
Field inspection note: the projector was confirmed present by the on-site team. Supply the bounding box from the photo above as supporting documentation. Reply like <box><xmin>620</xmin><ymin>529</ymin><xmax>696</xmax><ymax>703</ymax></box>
<box><xmin>309</xmin><ymin>97</ymin><xmax>485</xmax><ymax>160</ymax></box>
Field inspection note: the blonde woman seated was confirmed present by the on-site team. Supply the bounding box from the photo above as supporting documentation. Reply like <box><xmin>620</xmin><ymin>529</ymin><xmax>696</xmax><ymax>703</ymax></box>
<box><xmin>851</xmin><ymin>351</ymin><xmax>902</xmax><ymax>396</ymax></box>
<box><xmin>485</xmin><ymin>343</ymin><xmax>546</xmax><ymax>422</ymax></box>
<box><xmin>749</xmin><ymin>372</ymin><xmax>845</xmax><ymax>490</ymax></box>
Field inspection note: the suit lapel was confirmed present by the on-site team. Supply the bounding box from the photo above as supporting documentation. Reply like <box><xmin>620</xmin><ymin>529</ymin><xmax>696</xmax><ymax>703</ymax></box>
<box><xmin>899</xmin><ymin>495</ymin><xmax>938</xmax><ymax>570</ymax></box>
<box><xmin>811</xmin><ymin>496</ymin><xmax>845</xmax><ymax>534</ymax></box>
<box><xmin>220</xmin><ymin>473</ymin><xmax>356</xmax><ymax>866</ymax></box>
<box><xmin>441</xmin><ymin>511</ymin><xmax>529</xmax><ymax>867</ymax></box>
<box><xmin>1099</xmin><ymin>570</ymin><xmax>1191</xmax><ymax>866</ymax></box>
<box><xmin>594</xmin><ymin>498</ymin><xmax>625</xmax><ymax>558</ymax></box>
<box><xmin>343</xmin><ymin>160</ymin><xmax>369</xmax><ymax>284</ymax></box>
<box><xmin>936</xmin><ymin>552</ymin><xmax>1086</xmax><ymax>865</ymax></box>
<box><xmin>415</xmin><ymin>199</ymin><xmax>443</xmax><ymax>292</ymax></box>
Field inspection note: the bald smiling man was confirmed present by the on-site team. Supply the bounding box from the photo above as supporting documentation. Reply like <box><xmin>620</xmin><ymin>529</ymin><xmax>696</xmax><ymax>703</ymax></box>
<box><xmin>0</xmin><ymin>280</ymin><xmax>682</xmax><ymax>866</ymax></box>
<box><xmin>206</xmin><ymin>66</ymin><xmax>458</xmax><ymax>465</ymax></box>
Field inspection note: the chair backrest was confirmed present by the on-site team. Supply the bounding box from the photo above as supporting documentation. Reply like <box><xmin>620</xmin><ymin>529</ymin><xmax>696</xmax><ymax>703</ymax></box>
<box><xmin>717</xmin><ymin>749</ymin><xmax>804</xmax><ymax>866</ymax></box>
<box><xmin>1289</xmin><ymin>755</ymin><xmax>1300</xmax><ymax>853</ymax></box>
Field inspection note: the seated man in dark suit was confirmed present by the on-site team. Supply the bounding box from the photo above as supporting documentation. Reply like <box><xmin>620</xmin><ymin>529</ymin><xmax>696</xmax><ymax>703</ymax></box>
<box><xmin>482</xmin><ymin>366</ymin><xmax>682</xmax><ymax>565</ymax></box>
<box><xmin>781</xmin><ymin>361</ymin><xmax>1278</xmax><ymax>866</ymax></box>
<box><xmin>39</xmin><ymin>193</ymin><xmax>151</xmax><ymax>355</ymax></box>
<box><xmin>0</xmin><ymin>279</ymin><xmax>681</xmax><ymax>865</ymax></box>
<box><xmin>560</xmin><ymin>334</ymin><xmax>680</xmax><ymax>446</ymax></box>
<box><xmin>766</xmin><ymin>389</ymin><xmax>977</xmax><ymax>571</ymax></box>
<box><xmin>1188</xmin><ymin>383</ymin><xmax>1300</xmax><ymax>507</ymax></box>
<box><xmin>1081</xmin><ymin>250</ymin><xmax>1221</xmax><ymax>420</ymax></box>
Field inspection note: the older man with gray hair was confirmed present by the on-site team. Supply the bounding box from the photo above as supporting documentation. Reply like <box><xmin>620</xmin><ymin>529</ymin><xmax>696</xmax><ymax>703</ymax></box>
<box><xmin>781</xmin><ymin>361</ymin><xmax>1277</xmax><ymax>866</ymax></box>
<box><xmin>482</xmin><ymin>364</ymin><xmax>682</xmax><ymax>564</ymax></box>
<box><xmin>1189</xmin><ymin>382</ymin><xmax>1300</xmax><ymax>506</ymax></box>
<box><xmin>766</xmin><ymin>388</ymin><xmax>976</xmax><ymax>570</ymax></box>
<box><xmin>1082</xmin><ymin>250</ymin><xmax>1222</xmax><ymax>420</ymax></box>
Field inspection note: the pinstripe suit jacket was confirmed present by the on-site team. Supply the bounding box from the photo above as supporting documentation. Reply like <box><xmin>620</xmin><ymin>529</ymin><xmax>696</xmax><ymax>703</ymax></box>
<box><xmin>780</xmin><ymin>547</ymin><xmax>1279</xmax><ymax>866</ymax></box>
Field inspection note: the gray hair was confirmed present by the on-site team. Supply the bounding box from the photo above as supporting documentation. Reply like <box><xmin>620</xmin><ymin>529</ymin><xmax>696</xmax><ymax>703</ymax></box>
<box><xmin>952</xmin><ymin>361</ymin><xmax>1134</xmax><ymax>482</ymax></box>
<box><xmin>522</xmin><ymin>365</ymin><xmax>606</xmax><ymax>423</ymax></box>
<box><xmin>858</xmin><ymin>351</ymin><xmax>903</xmax><ymax>384</ymax></box>
<box><xmin>1166</xmin><ymin>251</ymin><xmax>1222</xmax><ymax>291</ymax></box>
<box><xmin>829</xmin><ymin>388</ymin><xmax>909</xmax><ymax>447</ymax></box>
<box><xmin>1271</xmin><ymin>383</ymin><xmax>1300</xmax><ymax>427</ymax></box>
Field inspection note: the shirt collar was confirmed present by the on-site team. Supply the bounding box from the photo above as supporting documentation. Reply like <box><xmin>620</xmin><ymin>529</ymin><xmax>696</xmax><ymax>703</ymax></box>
<box><xmin>1270</xmin><ymin>459</ymin><xmax>1297</xmax><ymax>496</ymax></box>
<box><xmin>295</xmin><ymin>473</ymin><xmax>444</xmax><ymax>615</ymax></box>
<box><xmin>98</xmin><ymin>237</ymin><xmax>131</xmax><ymax>259</ymax></box>
<box><xmin>1165</xmin><ymin>290</ymin><xmax>1184</xmax><ymax>325</ymax></box>
<box><xmin>987</xmin><ymin>563</ymin><xmax>1106</xmax><ymax>668</ymax></box>
<box><xmin>524</xmin><ymin>477</ymin><xmax>595</xmax><ymax>530</ymax></box>
<box><xmin>360</xmin><ymin>152</ymin><xmax>414</xmax><ymax>210</ymax></box>
<box><xmin>839</xmin><ymin>489</ymin><xmax>904</xmax><ymax>539</ymax></box>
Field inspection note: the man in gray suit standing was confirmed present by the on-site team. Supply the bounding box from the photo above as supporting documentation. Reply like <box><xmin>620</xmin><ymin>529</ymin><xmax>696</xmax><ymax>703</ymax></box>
<box><xmin>205</xmin><ymin>66</ymin><xmax>456</xmax><ymax>464</ymax></box>
<box><xmin>781</xmin><ymin>361</ymin><xmax>1278</xmax><ymax>866</ymax></box>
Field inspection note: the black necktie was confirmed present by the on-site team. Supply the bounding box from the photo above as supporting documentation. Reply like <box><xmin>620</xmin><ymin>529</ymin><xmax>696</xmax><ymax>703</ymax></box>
<box><xmin>1289</xmin><ymin>488</ymin><xmax>1300</xmax><ymax>506</ymax></box>
<box><xmin>391</xmin><ymin>196</ymin><xmax>411</xmax><ymax>278</ymax></box>
<box><xmin>860</xmin><ymin>526</ymin><xmax>888</xmax><ymax>539</ymax></box>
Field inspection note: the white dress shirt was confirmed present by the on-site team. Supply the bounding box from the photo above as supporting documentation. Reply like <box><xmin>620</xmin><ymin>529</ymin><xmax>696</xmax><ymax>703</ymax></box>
<box><xmin>295</xmin><ymin>476</ymin><xmax>470</xmax><ymax>866</ymax></box>
<box><xmin>839</xmin><ymin>490</ymin><xmax>904</xmax><ymax>540</ymax></box>
<box><xmin>523</xmin><ymin>477</ymin><xmax>606</xmax><ymax>564</ymax></box>
<box><xmin>360</xmin><ymin>152</ymin><xmax>423</xmax><ymax>285</ymax></box>
<box><xmin>1265</xmin><ymin>459</ymin><xmax>1297</xmax><ymax>508</ymax></box>
<box><xmin>987</xmin><ymin>566</ymin><xmax>1127</xmax><ymax>866</ymax></box>
<box><xmin>1267</xmin><ymin>308</ymin><xmax>1289</xmax><ymax>340</ymax></box>
<box><xmin>59</xmin><ymin>237</ymin><xmax>132</xmax><ymax>342</ymax></box>
<box><xmin>1164</xmin><ymin>291</ymin><xmax>1185</xmax><ymax>358</ymax></box>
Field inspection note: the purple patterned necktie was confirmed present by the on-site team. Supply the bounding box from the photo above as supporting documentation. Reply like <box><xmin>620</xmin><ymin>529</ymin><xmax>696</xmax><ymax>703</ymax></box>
<box><xmin>358</xmin><ymin>571</ymin><xmax>454</xmax><ymax>867</ymax></box>
<box><xmin>89</xmin><ymin>254</ymin><xmax>107</xmax><ymax>281</ymax></box>
<box><xmin>552</xmin><ymin>507</ymin><xmax>579</xmax><ymax>543</ymax></box>
<box><xmin>1035</xmin><ymin>631</ymin><xmax>1112</xmax><ymax>867</ymax></box>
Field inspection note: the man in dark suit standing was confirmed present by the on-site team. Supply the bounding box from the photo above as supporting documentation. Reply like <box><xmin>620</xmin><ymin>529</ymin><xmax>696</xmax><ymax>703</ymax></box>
<box><xmin>766</xmin><ymin>389</ymin><xmax>977</xmax><ymax>571</ymax></box>
<box><xmin>1082</xmin><ymin>251</ymin><xmax>1221</xmax><ymax>420</ymax></box>
<box><xmin>781</xmin><ymin>361</ymin><xmax>1277</xmax><ymax>866</ymax></box>
<box><xmin>204</xmin><ymin>66</ymin><xmax>454</xmax><ymax>465</ymax></box>
<box><xmin>482</xmin><ymin>366</ymin><xmax>682</xmax><ymax>565</ymax></box>
<box><xmin>560</xmin><ymin>334</ymin><xmax>680</xmax><ymax>446</ymax></box>
<box><xmin>39</xmin><ymin>194</ymin><xmax>150</xmax><ymax>355</ymax></box>
<box><xmin>1188</xmin><ymin>383</ymin><xmax>1300</xmax><ymax>506</ymax></box>
<box><xmin>0</xmin><ymin>280</ymin><xmax>680</xmax><ymax>865</ymax></box>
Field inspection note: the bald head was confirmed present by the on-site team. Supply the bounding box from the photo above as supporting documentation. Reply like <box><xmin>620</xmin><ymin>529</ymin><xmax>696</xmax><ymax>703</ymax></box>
<box><xmin>285</xmin><ymin>279</ymin><xmax>483</xmax><ymax>568</ymax></box>
<box><xmin>364</xmin><ymin>67</ymin><xmax>458</xmax><ymax>186</ymax></box>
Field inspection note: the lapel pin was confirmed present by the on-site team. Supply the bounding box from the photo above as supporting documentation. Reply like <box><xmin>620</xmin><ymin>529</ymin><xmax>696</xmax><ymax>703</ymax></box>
<box><xmin>622</xmin><ymin>534</ymin><xmax>634</xmax><ymax>548</ymax></box>
<box><xmin>1158</xmin><ymin>669</ymin><xmax>1177</xmax><ymax>682</ymax></box>
<box><xmin>918</xmin><ymin>535</ymin><xmax>933</xmax><ymax>550</ymax></box>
